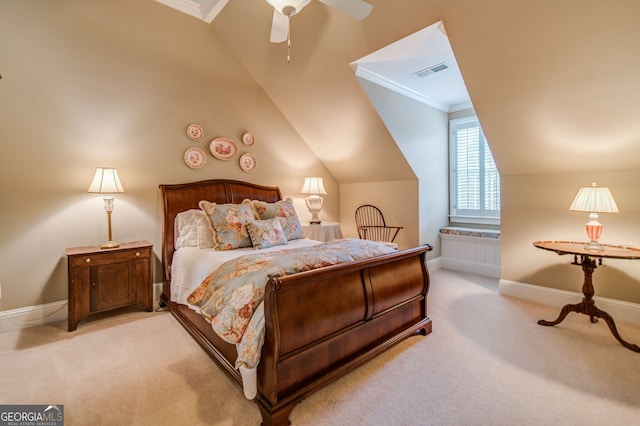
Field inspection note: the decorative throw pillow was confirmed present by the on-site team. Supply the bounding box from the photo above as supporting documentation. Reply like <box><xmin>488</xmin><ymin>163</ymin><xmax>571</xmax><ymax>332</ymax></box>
<box><xmin>246</xmin><ymin>218</ymin><xmax>288</xmax><ymax>249</ymax></box>
<box><xmin>199</xmin><ymin>200</ymin><xmax>256</xmax><ymax>250</ymax></box>
<box><xmin>174</xmin><ymin>209</ymin><xmax>215</xmax><ymax>249</ymax></box>
<box><xmin>251</xmin><ymin>198</ymin><xmax>304</xmax><ymax>241</ymax></box>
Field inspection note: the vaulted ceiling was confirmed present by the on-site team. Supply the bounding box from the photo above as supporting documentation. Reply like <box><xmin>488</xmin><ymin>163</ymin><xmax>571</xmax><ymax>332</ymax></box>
<box><xmin>154</xmin><ymin>0</ymin><xmax>640</xmax><ymax>181</ymax></box>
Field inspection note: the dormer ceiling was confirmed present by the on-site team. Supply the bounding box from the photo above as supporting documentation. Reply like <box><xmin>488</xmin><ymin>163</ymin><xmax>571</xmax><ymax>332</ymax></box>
<box><xmin>155</xmin><ymin>1</ymin><xmax>470</xmax><ymax>113</ymax></box>
<box><xmin>351</xmin><ymin>22</ymin><xmax>472</xmax><ymax>113</ymax></box>
<box><xmin>152</xmin><ymin>0</ymin><xmax>640</xmax><ymax>179</ymax></box>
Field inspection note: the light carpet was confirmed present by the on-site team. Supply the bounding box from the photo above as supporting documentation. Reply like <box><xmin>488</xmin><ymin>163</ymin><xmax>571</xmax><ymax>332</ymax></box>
<box><xmin>1</xmin><ymin>269</ymin><xmax>639</xmax><ymax>425</ymax></box>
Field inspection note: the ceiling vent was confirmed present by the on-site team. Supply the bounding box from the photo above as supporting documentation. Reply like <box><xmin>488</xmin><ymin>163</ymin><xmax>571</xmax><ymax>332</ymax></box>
<box><xmin>413</xmin><ymin>62</ymin><xmax>451</xmax><ymax>77</ymax></box>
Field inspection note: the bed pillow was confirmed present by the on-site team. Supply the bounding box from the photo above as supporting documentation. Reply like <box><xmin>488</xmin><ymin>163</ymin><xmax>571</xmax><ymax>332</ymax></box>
<box><xmin>199</xmin><ymin>200</ymin><xmax>256</xmax><ymax>250</ymax></box>
<box><xmin>174</xmin><ymin>209</ymin><xmax>215</xmax><ymax>249</ymax></box>
<box><xmin>246</xmin><ymin>218</ymin><xmax>288</xmax><ymax>249</ymax></box>
<box><xmin>251</xmin><ymin>198</ymin><xmax>304</xmax><ymax>241</ymax></box>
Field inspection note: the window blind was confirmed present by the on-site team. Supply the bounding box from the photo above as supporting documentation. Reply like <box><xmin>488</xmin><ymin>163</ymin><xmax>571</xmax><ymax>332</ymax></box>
<box><xmin>450</xmin><ymin>116</ymin><xmax>500</xmax><ymax>223</ymax></box>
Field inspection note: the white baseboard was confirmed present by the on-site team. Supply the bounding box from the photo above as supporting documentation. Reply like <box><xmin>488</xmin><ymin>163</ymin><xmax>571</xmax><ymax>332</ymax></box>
<box><xmin>499</xmin><ymin>279</ymin><xmax>640</xmax><ymax>326</ymax></box>
<box><xmin>441</xmin><ymin>257</ymin><xmax>501</xmax><ymax>279</ymax></box>
<box><xmin>0</xmin><ymin>282</ymin><xmax>164</xmax><ymax>333</ymax></box>
<box><xmin>427</xmin><ymin>256</ymin><xmax>442</xmax><ymax>271</ymax></box>
<box><xmin>152</xmin><ymin>281</ymin><xmax>163</xmax><ymax>306</ymax></box>
<box><xmin>0</xmin><ymin>300</ymin><xmax>69</xmax><ymax>333</ymax></box>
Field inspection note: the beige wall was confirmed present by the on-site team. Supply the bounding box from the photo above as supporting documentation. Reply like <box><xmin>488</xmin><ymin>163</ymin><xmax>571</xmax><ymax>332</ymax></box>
<box><xmin>2</xmin><ymin>1</ymin><xmax>640</xmax><ymax>314</ymax></box>
<box><xmin>0</xmin><ymin>1</ymin><xmax>337</xmax><ymax>310</ymax></box>
<box><xmin>340</xmin><ymin>181</ymin><xmax>418</xmax><ymax>252</ymax></box>
<box><xmin>502</xmin><ymin>171</ymin><xmax>640</xmax><ymax>303</ymax></box>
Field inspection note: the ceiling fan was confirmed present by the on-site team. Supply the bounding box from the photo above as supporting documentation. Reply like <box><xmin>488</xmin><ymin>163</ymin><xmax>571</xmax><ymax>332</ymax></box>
<box><xmin>265</xmin><ymin>0</ymin><xmax>372</xmax><ymax>62</ymax></box>
<box><xmin>187</xmin><ymin>0</ymin><xmax>373</xmax><ymax>41</ymax></box>
<box><xmin>157</xmin><ymin>0</ymin><xmax>372</xmax><ymax>60</ymax></box>
<box><xmin>263</xmin><ymin>0</ymin><xmax>373</xmax><ymax>43</ymax></box>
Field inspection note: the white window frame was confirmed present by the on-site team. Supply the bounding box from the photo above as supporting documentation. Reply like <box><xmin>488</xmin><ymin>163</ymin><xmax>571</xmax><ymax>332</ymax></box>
<box><xmin>449</xmin><ymin>116</ymin><xmax>501</xmax><ymax>226</ymax></box>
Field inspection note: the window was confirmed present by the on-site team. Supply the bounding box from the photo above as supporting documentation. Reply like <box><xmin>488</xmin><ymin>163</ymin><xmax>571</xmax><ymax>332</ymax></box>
<box><xmin>449</xmin><ymin>116</ymin><xmax>500</xmax><ymax>225</ymax></box>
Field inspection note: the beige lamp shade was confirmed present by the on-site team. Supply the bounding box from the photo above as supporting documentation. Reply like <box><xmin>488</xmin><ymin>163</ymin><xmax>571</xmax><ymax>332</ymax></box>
<box><xmin>569</xmin><ymin>183</ymin><xmax>618</xmax><ymax>213</ymax></box>
<box><xmin>88</xmin><ymin>167</ymin><xmax>125</xmax><ymax>194</ymax></box>
<box><xmin>300</xmin><ymin>177</ymin><xmax>327</xmax><ymax>195</ymax></box>
<box><xmin>88</xmin><ymin>167</ymin><xmax>124</xmax><ymax>249</ymax></box>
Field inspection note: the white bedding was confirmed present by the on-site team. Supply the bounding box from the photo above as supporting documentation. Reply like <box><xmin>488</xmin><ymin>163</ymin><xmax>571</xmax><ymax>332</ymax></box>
<box><xmin>169</xmin><ymin>237</ymin><xmax>322</xmax><ymax>399</ymax></box>
<box><xmin>170</xmin><ymin>238</ymin><xmax>321</xmax><ymax>306</ymax></box>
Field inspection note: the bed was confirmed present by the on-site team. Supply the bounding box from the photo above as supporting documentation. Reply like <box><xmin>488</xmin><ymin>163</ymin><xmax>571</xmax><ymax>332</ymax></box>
<box><xmin>159</xmin><ymin>179</ymin><xmax>433</xmax><ymax>425</ymax></box>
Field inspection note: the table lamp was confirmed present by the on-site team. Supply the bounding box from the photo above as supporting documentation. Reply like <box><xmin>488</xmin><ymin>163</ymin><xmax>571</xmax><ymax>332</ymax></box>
<box><xmin>300</xmin><ymin>177</ymin><xmax>327</xmax><ymax>224</ymax></box>
<box><xmin>88</xmin><ymin>167</ymin><xmax>125</xmax><ymax>249</ymax></box>
<box><xmin>569</xmin><ymin>182</ymin><xmax>618</xmax><ymax>252</ymax></box>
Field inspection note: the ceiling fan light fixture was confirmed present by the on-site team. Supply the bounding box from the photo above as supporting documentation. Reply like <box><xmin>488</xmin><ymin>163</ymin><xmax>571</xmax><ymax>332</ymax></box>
<box><xmin>282</xmin><ymin>5</ymin><xmax>297</xmax><ymax>17</ymax></box>
<box><xmin>265</xmin><ymin>0</ymin><xmax>310</xmax><ymax>16</ymax></box>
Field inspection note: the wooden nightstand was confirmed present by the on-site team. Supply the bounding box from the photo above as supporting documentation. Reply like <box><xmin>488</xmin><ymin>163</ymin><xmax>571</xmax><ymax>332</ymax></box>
<box><xmin>66</xmin><ymin>240</ymin><xmax>153</xmax><ymax>331</ymax></box>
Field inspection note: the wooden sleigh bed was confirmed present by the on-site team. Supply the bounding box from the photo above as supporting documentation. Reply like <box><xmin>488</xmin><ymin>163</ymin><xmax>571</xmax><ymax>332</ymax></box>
<box><xmin>159</xmin><ymin>179</ymin><xmax>433</xmax><ymax>425</ymax></box>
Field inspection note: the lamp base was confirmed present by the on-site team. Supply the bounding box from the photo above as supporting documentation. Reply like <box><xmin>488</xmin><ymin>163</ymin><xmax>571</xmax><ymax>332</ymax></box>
<box><xmin>305</xmin><ymin>195</ymin><xmax>323</xmax><ymax>225</ymax></box>
<box><xmin>584</xmin><ymin>240</ymin><xmax>604</xmax><ymax>252</ymax></box>
<box><xmin>100</xmin><ymin>240</ymin><xmax>120</xmax><ymax>249</ymax></box>
<box><xmin>584</xmin><ymin>219</ymin><xmax>603</xmax><ymax>252</ymax></box>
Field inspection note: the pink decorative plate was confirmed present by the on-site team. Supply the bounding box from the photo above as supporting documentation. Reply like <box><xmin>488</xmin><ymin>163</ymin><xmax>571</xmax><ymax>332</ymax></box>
<box><xmin>239</xmin><ymin>153</ymin><xmax>256</xmax><ymax>172</ymax></box>
<box><xmin>209</xmin><ymin>137</ymin><xmax>239</xmax><ymax>160</ymax></box>
<box><xmin>241</xmin><ymin>131</ymin><xmax>255</xmax><ymax>147</ymax></box>
<box><xmin>184</xmin><ymin>147</ymin><xmax>206</xmax><ymax>169</ymax></box>
<box><xmin>186</xmin><ymin>124</ymin><xmax>204</xmax><ymax>141</ymax></box>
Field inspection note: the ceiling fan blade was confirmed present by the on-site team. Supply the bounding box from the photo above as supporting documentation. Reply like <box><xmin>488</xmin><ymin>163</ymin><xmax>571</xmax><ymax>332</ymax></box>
<box><xmin>318</xmin><ymin>0</ymin><xmax>373</xmax><ymax>20</ymax></box>
<box><xmin>270</xmin><ymin>9</ymin><xmax>289</xmax><ymax>43</ymax></box>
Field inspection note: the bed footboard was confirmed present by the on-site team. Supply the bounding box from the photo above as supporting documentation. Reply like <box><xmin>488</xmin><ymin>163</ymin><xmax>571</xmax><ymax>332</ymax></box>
<box><xmin>256</xmin><ymin>244</ymin><xmax>432</xmax><ymax>425</ymax></box>
<box><xmin>160</xmin><ymin>179</ymin><xmax>433</xmax><ymax>426</ymax></box>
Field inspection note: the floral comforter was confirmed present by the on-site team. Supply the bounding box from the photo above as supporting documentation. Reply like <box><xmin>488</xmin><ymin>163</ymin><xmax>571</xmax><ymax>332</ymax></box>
<box><xmin>186</xmin><ymin>238</ymin><xmax>395</xmax><ymax>369</ymax></box>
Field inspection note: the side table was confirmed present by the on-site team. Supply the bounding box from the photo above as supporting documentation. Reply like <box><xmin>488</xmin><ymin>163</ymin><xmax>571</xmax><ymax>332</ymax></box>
<box><xmin>66</xmin><ymin>240</ymin><xmax>153</xmax><ymax>331</ymax></box>
<box><xmin>533</xmin><ymin>240</ymin><xmax>640</xmax><ymax>352</ymax></box>
<box><xmin>302</xmin><ymin>221</ymin><xmax>343</xmax><ymax>242</ymax></box>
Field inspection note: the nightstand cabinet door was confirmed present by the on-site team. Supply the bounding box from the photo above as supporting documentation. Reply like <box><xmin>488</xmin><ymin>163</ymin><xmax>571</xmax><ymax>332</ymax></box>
<box><xmin>90</xmin><ymin>259</ymin><xmax>134</xmax><ymax>312</ymax></box>
<box><xmin>66</xmin><ymin>241</ymin><xmax>153</xmax><ymax>331</ymax></box>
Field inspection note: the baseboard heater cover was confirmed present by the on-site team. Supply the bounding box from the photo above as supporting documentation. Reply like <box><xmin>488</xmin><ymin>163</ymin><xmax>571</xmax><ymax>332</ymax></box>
<box><xmin>439</xmin><ymin>227</ymin><xmax>501</xmax><ymax>278</ymax></box>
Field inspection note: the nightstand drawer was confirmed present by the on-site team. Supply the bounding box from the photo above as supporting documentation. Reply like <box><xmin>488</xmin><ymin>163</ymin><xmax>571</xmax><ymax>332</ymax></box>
<box><xmin>68</xmin><ymin>246</ymin><xmax>151</xmax><ymax>268</ymax></box>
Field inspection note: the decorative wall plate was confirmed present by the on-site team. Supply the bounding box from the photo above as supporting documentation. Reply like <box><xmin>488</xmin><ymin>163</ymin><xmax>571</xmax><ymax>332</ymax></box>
<box><xmin>186</xmin><ymin>123</ymin><xmax>204</xmax><ymax>141</ymax></box>
<box><xmin>209</xmin><ymin>137</ymin><xmax>239</xmax><ymax>160</ymax></box>
<box><xmin>184</xmin><ymin>147</ymin><xmax>206</xmax><ymax>169</ymax></box>
<box><xmin>241</xmin><ymin>131</ymin><xmax>255</xmax><ymax>146</ymax></box>
<box><xmin>239</xmin><ymin>153</ymin><xmax>256</xmax><ymax>172</ymax></box>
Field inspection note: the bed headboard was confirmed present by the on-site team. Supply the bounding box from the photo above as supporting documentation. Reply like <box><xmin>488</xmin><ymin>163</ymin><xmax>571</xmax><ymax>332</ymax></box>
<box><xmin>159</xmin><ymin>179</ymin><xmax>283</xmax><ymax>287</ymax></box>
